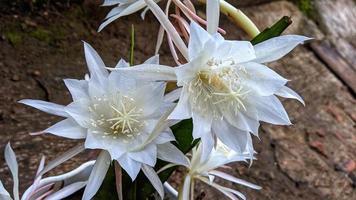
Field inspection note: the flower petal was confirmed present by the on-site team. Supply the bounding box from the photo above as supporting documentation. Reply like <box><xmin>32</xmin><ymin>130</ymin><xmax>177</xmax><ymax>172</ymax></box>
<box><xmin>4</xmin><ymin>143</ymin><xmax>19</xmax><ymax>200</ymax></box>
<box><xmin>83</xmin><ymin>42</ymin><xmax>109</xmax><ymax>86</ymax></box>
<box><xmin>144</xmin><ymin>55</ymin><xmax>160</xmax><ymax>64</ymax></box>
<box><xmin>275</xmin><ymin>86</ymin><xmax>305</xmax><ymax>105</ymax></box>
<box><xmin>215</xmin><ymin>40</ymin><xmax>256</xmax><ymax>63</ymax></box>
<box><xmin>117</xmin><ymin>154</ymin><xmax>141</xmax><ymax>180</ymax></box>
<box><xmin>64</xmin><ymin>100</ymin><xmax>91</xmax><ymax>127</ymax></box>
<box><xmin>188</xmin><ymin>22</ymin><xmax>212</xmax><ymax>60</ymax></box>
<box><xmin>168</xmin><ymin>87</ymin><xmax>191</xmax><ymax>119</ymax></box>
<box><xmin>19</xmin><ymin>99</ymin><xmax>68</xmax><ymax>117</ymax></box>
<box><xmin>241</xmin><ymin>62</ymin><xmax>288</xmax><ymax>96</ymax></box>
<box><xmin>207</xmin><ymin>0</ymin><xmax>220</xmax><ymax>34</ymax></box>
<box><xmin>141</xmin><ymin>164</ymin><xmax>164</xmax><ymax>200</ymax></box>
<box><xmin>85</xmin><ymin>130</ymin><xmax>125</xmax><ymax>159</ymax></box>
<box><xmin>209</xmin><ymin>170</ymin><xmax>261</xmax><ymax>190</ymax></box>
<box><xmin>180</xmin><ymin>175</ymin><xmax>191</xmax><ymax>200</ymax></box>
<box><xmin>247</xmin><ymin>95</ymin><xmax>291</xmax><ymax>125</ymax></box>
<box><xmin>45</xmin><ymin>118</ymin><xmax>86</xmax><ymax>139</ymax></box>
<box><xmin>0</xmin><ymin>181</ymin><xmax>11</xmax><ymax>200</ymax></box>
<box><xmin>157</xmin><ymin>143</ymin><xmax>189</xmax><ymax>166</ymax></box>
<box><xmin>82</xmin><ymin>150</ymin><xmax>111</xmax><ymax>200</ymax></box>
<box><xmin>253</xmin><ymin>35</ymin><xmax>311</xmax><ymax>63</ymax></box>
<box><xmin>129</xmin><ymin>144</ymin><xmax>157</xmax><ymax>166</ymax></box>
<box><xmin>63</xmin><ymin>79</ymin><xmax>89</xmax><ymax>101</ymax></box>
<box><xmin>45</xmin><ymin>181</ymin><xmax>87</xmax><ymax>200</ymax></box>
<box><xmin>108</xmin><ymin>64</ymin><xmax>176</xmax><ymax>81</ymax></box>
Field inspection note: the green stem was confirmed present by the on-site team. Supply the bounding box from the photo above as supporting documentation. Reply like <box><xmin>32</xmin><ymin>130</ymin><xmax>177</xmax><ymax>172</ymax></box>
<box><xmin>129</xmin><ymin>24</ymin><xmax>135</xmax><ymax>66</ymax></box>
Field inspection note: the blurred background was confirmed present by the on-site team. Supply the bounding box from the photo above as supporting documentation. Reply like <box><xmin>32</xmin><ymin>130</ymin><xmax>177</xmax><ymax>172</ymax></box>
<box><xmin>0</xmin><ymin>0</ymin><xmax>355</xmax><ymax>199</ymax></box>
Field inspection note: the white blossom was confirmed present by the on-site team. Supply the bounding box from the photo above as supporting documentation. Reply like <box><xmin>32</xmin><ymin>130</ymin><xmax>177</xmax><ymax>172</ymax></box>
<box><xmin>0</xmin><ymin>143</ymin><xmax>95</xmax><ymax>200</ymax></box>
<box><xmin>19</xmin><ymin>42</ymin><xmax>188</xmax><ymax>200</ymax></box>
<box><xmin>178</xmin><ymin>141</ymin><xmax>261</xmax><ymax>200</ymax></box>
<box><xmin>167</xmin><ymin>22</ymin><xmax>309</xmax><ymax>160</ymax></box>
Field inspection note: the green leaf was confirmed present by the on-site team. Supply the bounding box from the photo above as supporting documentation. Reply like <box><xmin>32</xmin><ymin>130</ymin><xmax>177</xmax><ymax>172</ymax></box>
<box><xmin>250</xmin><ymin>16</ymin><xmax>292</xmax><ymax>45</ymax></box>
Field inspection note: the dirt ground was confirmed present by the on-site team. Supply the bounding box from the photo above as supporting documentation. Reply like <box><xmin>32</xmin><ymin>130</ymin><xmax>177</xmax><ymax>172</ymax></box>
<box><xmin>0</xmin><ymin>0</ymin><xmax>355</xmax><ymax>199</ymax></box>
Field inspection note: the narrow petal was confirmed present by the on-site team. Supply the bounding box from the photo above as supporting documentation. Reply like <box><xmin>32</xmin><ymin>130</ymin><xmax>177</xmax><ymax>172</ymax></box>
<box><xmin>275</xmin><ymin>86</ymin><xmax>305</xmax><ymax>105</ymax></box>
<box><xmin>207</xmin><ymin>0</ymin><xmax>220</xmax><ymax>34</ymax></box>
<box><xmin>247</xmin><ymin>95</ymin><xmax>291</xmax><ymax>125</ymax></box>
<box><xmin>179</xmin><ymin>175</ymin><xmax>191</xmax><ymax>200</ymax></box>
<box><xmin>19</xmin><ymin>99</ymin><xmax>68</xmax><ymax>117</ymax></box>
<box><xmin>253</xmin><ymin>35</ymin><xmax>311</xmax><ymax>63</ymax></box>
<box><xmin>168</xmin><ymin>87</ymin><xmax>191</xmax><ymax>119</ymax></box>
<box><xmin>192</xmin><ymin>113</ymin><xmax>213</xmax><ymax>159</ymax></box>
<box><xmin>241</xmin><ymin>62</ymin><xmax>288</xmax><ymax>96</ymax></box>
<box><xmin>44</xmin><ymin>118</ymin><xmax>86</xmax><ymax>139</ymax></box>
<box><xmin>0</xmin><ymin>181</ymin><xmax>11</xmax><ymax>200</ymax></box>
<box><xmin>108</xmin><ymin>64</ymin><xmax>177</xmax><ymax>81</ymax></box>
<box><xmin>212</xmin><ymin>120</ymin><xmax>248</xmax><ymax>154</ymax></box>
<box><xmin>157</xmin><ymin>143</ymin><xmax>189</xmax><ymax>166</ymax></box>
<box><xmin>45</xmin><ymin>181</ymin><xmax>87</xmax><ymax>200</ymax></box>
<box><xmin>64</xmin><ymin>79</ymin><xmax>89</xmax><ymax>101</ymax></box>
<box><xmin>164</xmin><ymin>88</ymin><xmax>182</xmax><ymax>103</ymax></box>
<box><xmin>215</xmin><ymin>40</ymin><xmax>256</xmax><ymax>63</ymax></box>
<box><xmin>38</xmin><ymin>144</ymin><xmax>85</xmax><ymax>177</ymax></box>
<box><xmin>64</xmin><ymin>100</ymin><xmax>91</xmax><ymax>128</ymax></box>
<box><xmin>188</xmin><ymin>22</ymin><xmax>212</xmax><ymax>60</ymax></box>
<box><xmin>83</xmin><ymin>42</ymin><xmax>109</xmax><ymax>85</ymax></box>
<box><xmin>5</xmin><ymin>143</ymin><xmax>19</xmax><ymax>200</ymax></box>
<box><xmin>141</xmin><ymin>164</ymin><xmax>164</xmax><ymax>200</ymax></box>
<box><xmin>102</xmin><ymin>0</ymin><xmax>125</xmax><ymax>6</ymax></box>
<box><xmin>223</xmin><ymin>111</ymin><xmax>260</xmax><ymax>136</ymax></box>
<box><xmin>117</xmin><ymin>154</ymin><xmax>141</xmax><ymax>180</ymax></box>
<box><xmin>209</xmin><ymin>170</ymin><xmax>262</xmax><ymax>190</ymax></box>
<box><xmin>129</xmin><ymin>144</ymin><xmax>157</xmax><ymax>166</ymax></box>
<box><xmin>82</xmin><ymin>151</ymin><xmax>111</xmax><ymax>200</ymax></box>
<box><xmin>144</xmin><ymin>55</ymin><xmax>160</xmax><ymax>64</ymax></box>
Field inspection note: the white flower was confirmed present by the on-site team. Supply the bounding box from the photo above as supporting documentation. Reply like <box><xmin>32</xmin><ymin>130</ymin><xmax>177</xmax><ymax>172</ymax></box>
<box><xmin>0</xmin><ymin>143</ymin><xmax>95</xmax><ymax>200</ymax></box>
<box><xmin>177</xmin><ymin>141</ymin><xmax>261</xmax><ymax>200</ymax></box>
<box><xmin>167</xmin><ymin>22</ymin><xmax>310</xmax><ymax>160</ymax></box>
<box><xmin>99</xmin><ymin>0</ymin><xmax>158</xmax><ymax>31</ymax></box>
<box><xmin>19</xmin><ymin>42</ymin><xmax>188</xmax><ymax>200</ymax></box>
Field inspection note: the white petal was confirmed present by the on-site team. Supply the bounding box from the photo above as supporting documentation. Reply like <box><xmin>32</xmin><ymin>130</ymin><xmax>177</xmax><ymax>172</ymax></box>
<box><xmin>85</xmin><ymin>130</ymin><xmax>125</xmax><ymax>159</ymax></box>
<box><xmin>248</xmin><ymin>95</ymin><xmax>291</xmax><ymax>125</ymax></box>
<box><xmin>155</xmin><ymin>129</ymin><xmax>175</xmax><ymax>144</ymax></box>
<box><xmin>82</xmin><ymin>150</ymin><xmax>111</xmax><ymax>200</ymax></box>
<box><xmin>117</xmin><ymin>154</ymin><xmax>141</xmax><ymax>180</ymax></box>
<box><xmin>157</xmin><ymin>143</ymin><xmax>189</xmax><ymax>166</ymax></box>
<box><xmin>253</xmin><ymin>35</ymin><xmax>311</xmax><ymax>63</ymax></box>
<box><xmin>102</xmin><ymin>0</ymin><xmax>125</xmax><ymax>6</ymax></box>
<box><xmin>141</xmin><ymin>164</ymin><xmax>164</xmax><ymax>200</ymax></box>
<box><xmin>168</xmin><ymin>87</ymin><xmax>191</xmax><ymax>119</ymax></box>
<box><xmin>45</xmin><ymin>118</ymin><xmax>86</xmax><ymax>139</ymax></box>
<box><xmin>38</xmin><ymin>144</ymin><xmax>85</xmax><ymax>177</ymax></box>
<box><xmin>275</xmin><ymin>86</ymin><xmax>305</xmax><ymax>105</ymax></box>
<box><xmin>64</xmin><ymin>100</ymin><xmax>91</xmax><ymax>127</ymax></box>
<box><xmin>180</xmin><ymin>175</ymin><xmax>191</xmax><ymax>200</ymax></box>
<box><xmin>104</xmin><ymin>4</ymin><xmax>128</xmax><ymax>19</ymax></box>
<box><xmin>207</xmin><ymin>0</ymin><xmax>220</xmax><ymax>34</ymax></box>
<box><xmin>115</xmin><ymin>58</ymin><xmax>130</xmax><ymax>68</ymax></box>
<box><xmin>212</xmin><ymin>120</ymin><xmax>248</xmax><ymax>153</ymax></box>
<box><xmin>99</xmin><ymin>0</ymin><xmax>147</xmax><ymax>32</ymax></box>
<box><xmin>83</xmin><ymin>42</ymin><xmax>109</xmax><ymax>85</ymax></box>
<box><xmin>199</xmin><ymin>133</ymin><xmax>215</xmax><ymax>162</ymax></box>
<box><xmin>164</xmin><ymin>88</ymin><xmax>182</xmax><ymax>103</ymax></box>
<box><xmin>215</xmin><ymin>40</ymin><xmax>256</xmax><ymax>63</ymax></box>
<box><xmin>5</xmin><ymin>143</ymin><xmax>19</xmax><ymax>200</ymax></box>
<box><xmin>144</xmin><ymin>55</ymin><xmax>160</xmax><ymax>64</ymax></box>
<box><xmin>223</xmin><ymin>111</ymin><xmax>260</xmax><ymax>135</ymax></box>
<box><xmin>18</xmin><ymin>99</ymin><xmax>68</xmax><ymax>117</ymax></box>
<box><xmin>188</xmin><ymin>22</ymin><xmax>212</xmax><ymax>60</ymax></box>
<box><xmin>45</xmin><ymin>181</ymin><xmax>87</xmax><ymax>200</ymax></box>
<box><xmin>0</xmin><ymin>181</ymin><xmax>11</xmax><ymax>200</ymax></box>
<box><xmin>134</xmin><ymin>82</ymin><xmax>166</xmax><ymax>117</ymax></box>
<box><xmin>128</xmin><ymin>144</ymin><xmax>157</xmax><ymax>166</ymax></box>
<box><xmin>108</xmin><ymin>64</ymin><xmax>176</xmax><ymax>81</ymax></box>
<box><xmin>241</xmin><ymin>62</ymin><xmax>287</xmax><ymax>96</ymax></box>
<box><xmin>209</xmin><ymin>170</ymin><xmax>262</xmax><ymax>190</ymax></box>
<box><xmin>64</xmin><ymin>79</ymin><xmax>89</xmax><ymax>101</ymax></box>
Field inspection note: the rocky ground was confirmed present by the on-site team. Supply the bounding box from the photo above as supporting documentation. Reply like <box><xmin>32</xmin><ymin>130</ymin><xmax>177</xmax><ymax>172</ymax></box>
<box><xmin>0</xmin><ymin>0</ymin><xmax>355</xmax><ymax>199</ymax></box>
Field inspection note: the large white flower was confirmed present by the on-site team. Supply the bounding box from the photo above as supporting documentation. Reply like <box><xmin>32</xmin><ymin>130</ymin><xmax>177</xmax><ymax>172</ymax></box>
<box><xmin>19</xmin><ymin>42</ymin><xmax>188</xmax><ymax>200</ymax></box>
<box><xmin>168</xmin><ymin>140</ymin><xmax>261</xmax><ymax>200</ymax></box>
<box><xmin>0</xmin><ymin>143</ymin><xmax>95</xmax><ymax>200</ymax></box>
<box><xmin>167</xmin><ymin>22</ymin><xmax>309</xmax><ymax>160</ymax></box>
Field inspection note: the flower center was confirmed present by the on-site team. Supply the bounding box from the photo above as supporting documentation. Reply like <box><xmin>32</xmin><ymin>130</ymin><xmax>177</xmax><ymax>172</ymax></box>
<box><xmin>88</xmin><ymin>94</ymin><xmax>145</xmax><ymax>142</ymax></box>
<box><xmin>188</xmin><ymin>58</ymin><xmax>249</xmax><ymax>118</ymax></box>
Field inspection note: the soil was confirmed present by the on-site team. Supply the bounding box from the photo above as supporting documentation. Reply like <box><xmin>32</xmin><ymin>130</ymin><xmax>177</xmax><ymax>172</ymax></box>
<box><xmin>0</xmin><ymin>1</ymin><xmax>355</xmax><ymax>200</ymax></box>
